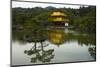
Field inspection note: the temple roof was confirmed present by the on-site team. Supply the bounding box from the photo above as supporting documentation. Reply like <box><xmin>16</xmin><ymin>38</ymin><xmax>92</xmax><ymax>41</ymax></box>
<box><xmin>51</xmin><ymin>11</ymin><xmax>66</xmax><ymax>17</ymax></box>
<box><xmin>52</xmin><ymin>18</ymin><xmax>68</xmax><ymax>22</ymax></box>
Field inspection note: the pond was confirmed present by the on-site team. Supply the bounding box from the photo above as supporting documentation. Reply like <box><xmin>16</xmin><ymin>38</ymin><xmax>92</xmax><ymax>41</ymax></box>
<box><xmin>12</xmin><ymin>28</ymin><xmax>96</xmax><ymax>65</ymax></box>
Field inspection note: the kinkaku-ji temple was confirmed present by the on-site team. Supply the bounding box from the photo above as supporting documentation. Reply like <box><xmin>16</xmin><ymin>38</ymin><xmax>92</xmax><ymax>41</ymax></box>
<box><xmin>50</xmin><ymin>11</ymin><xmax>69</xmax><ymax>28</ymax></box>
<box><xmin>48</xmin><ymin>11</ymin><xmax>69</xmax><ymax>46</ymax></box>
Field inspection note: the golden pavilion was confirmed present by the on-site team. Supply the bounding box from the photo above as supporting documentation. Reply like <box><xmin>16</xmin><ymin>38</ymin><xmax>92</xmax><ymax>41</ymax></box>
<box><xmin>50</xmin><ymin>11</ymin><xmax>69</xmax><ymax>27</ymax></box>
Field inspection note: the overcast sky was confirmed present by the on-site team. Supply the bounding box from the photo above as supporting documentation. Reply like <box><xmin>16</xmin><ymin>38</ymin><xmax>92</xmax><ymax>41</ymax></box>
<box><xmin>12</xmin><ymin>0</ymin><xmax>96</xmax><ymax>5</ymax></box>
<box><xmin>12</xmin><ymin>1</ymin><xmax>91</xmax><ymax>9</ymax></box>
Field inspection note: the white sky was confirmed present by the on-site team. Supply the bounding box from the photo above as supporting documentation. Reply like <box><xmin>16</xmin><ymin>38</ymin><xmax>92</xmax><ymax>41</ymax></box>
<box><xmin>12</xmin><ymin>1</ymin><xmax>92</xmax><ymax>9</ymax></box>
<box><xmin>12</xmin><ymin>0</ymin><xmax>96</xmax><ymax>5</ymax></box>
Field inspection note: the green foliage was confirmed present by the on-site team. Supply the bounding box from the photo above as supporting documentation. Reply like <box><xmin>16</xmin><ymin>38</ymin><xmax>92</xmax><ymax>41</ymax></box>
<box><xmin>72</xmin><ymin>6</ymin><xmax>96</xmax><ymax>33</ymax></box>
<box><xmin>12</xmin><ymin>6</ymin><xmax>96</xmax><ymax>34</ymax></box>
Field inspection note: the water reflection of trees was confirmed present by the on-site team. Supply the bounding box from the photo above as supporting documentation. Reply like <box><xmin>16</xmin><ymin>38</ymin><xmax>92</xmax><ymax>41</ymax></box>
<box><xmin>66</xmin><ymin>31</ymin><xmax>96</xmax><ymax>60</ymax></box>
<box><xmin>12</xmin><ymin>29</ymin><xmax>47</xmax><ymax>42</ymax></box>
<box><xmin>48</xmin><ymin>29</ymin><xmax>96</xmax><ymax>47</ymax></box>
<box><xmin>24</xmin><ymin>42</ymin><xmax>54</xmax><ymax>63</ymax></box>
<box><xmin>13</xmin><ymin>28</ymin><xmax>96</xmax><ymax>46</ymax></box>
<box><xmin>88</xmin><ymin>47</ymin><xmax>96</xmax><ymax>60</ymax></box>
<box><xmin>67</xmin><ymin>33</ymin><xmax>96</xmax><ymax>46</ymax></box>
<box><xmin>13</xmin><ymin>28</ymin><xmax>96</xmax><ymax>60</ymax></box>
<box><xmin>48</xmin><ymin>29</ymin><xmax>96</xmax><ymax>60</ymax></box>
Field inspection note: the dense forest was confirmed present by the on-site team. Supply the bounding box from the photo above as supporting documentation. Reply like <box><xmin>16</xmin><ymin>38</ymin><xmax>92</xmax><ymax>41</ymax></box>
<box><xmin>12</xmin><ymin>6</ymin><xmax>96</xmax><ymax>34</ymax></box>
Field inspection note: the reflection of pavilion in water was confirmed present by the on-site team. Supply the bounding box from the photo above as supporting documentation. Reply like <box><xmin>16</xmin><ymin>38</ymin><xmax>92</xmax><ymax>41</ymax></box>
<box><xmin>24</xmin><ymin>27</ymin><xmax>67</xmax><ymax>63</ymax></box>
<box><xmin>23</xmin><ymin>29</ymin><xmax>96</xmax><ymax>62</ymax></box>
<box><xmin>48</xmin><ymin>29</ymin><xmax>67</xmax><ymax>47</ymax></box>
<box><xmin>24</xmin><ymin>41</ymin><xmax>54</xmax><ymax>63</ymax></box>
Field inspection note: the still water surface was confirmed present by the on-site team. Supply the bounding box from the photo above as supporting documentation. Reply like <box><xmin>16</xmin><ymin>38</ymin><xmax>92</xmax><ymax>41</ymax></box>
<box><xmin>12</xmin><ymin>29</ymin><xmax>96</xmax><ymax>65</ymax></box>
